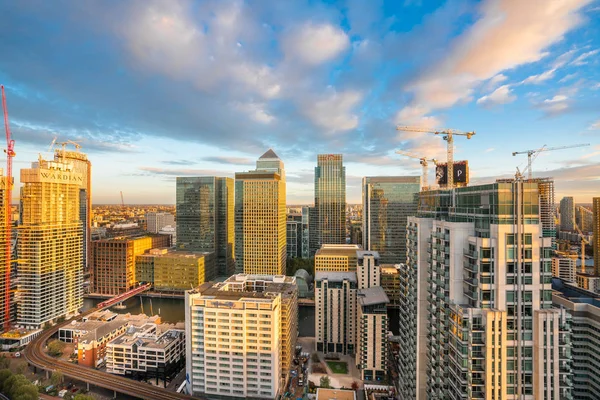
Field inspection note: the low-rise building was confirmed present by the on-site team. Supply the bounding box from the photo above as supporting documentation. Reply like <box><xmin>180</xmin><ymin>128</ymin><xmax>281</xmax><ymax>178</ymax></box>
<box><xmin>577</xmin><ymin>273</ymin><xmax>600</xmax><ymax>292</ymax></box>
<box><xmin>315</xmin><ymin>244</ymin><xmax>361</xmax><ymax>272</ymax></box>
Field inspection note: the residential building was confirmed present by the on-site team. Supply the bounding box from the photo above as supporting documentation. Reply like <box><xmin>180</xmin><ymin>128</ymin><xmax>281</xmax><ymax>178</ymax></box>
<box><xmin>362</xmin><ymin>176</ymin><xmax>420</xmax><ymax>265</ymax></box>
<box><xmin>314</xmin><ymin>154</ymin><xmax>346</xmax><ymax>249</ymax></box>
<box><xmin>91</xmin><ymin>235</ymin><xmax>170</xmax><ymax>296</ymax></box>
<box><xmin>315</xmin><ymin>244</ymin><xmax>361</xmax><ymax>272</ymax></box>
<box><xmin>0</xmin><ymin>171</ymin><xmax>10</xmax><ymax>332</ymax></box>
<box><xmin>54</xmin><ymin>149</ymin><xmax>91</xmax><ymax>272</ymax></box>
<box><xmin>553</xmin><ymin>279</ymin><xmax>600</xmax><ymax>399</ymax></box>
<box><xmin>235</xmin><ymin>150</ymin><xmax>286</xmax><ymax>275</ymax></box>
<box><xmin>552</xmin><ymin>253</ymin><xmax>577</xmax><ymax>283</ymax></box>
<box><xmin>576</xmin><ymin>273</ymin><xmax>600</xmax><ymax>292</ymax></box>
<box><xmin>146</xmin><ymin>212</ymin><xmax>175</xmax><ymax>234</ymax></box>
<box><xmin>286</xmin><ymin>221</ymin><xmax>302</xmax><ymax>259</ymax></box>
<box><xmin>356</xmin><ymin>286</ymin><xmax>389</xmax><ymax>381</ymax></box>
<box><xmin>560</xmin><ymin>196</ymin><xmax>575</xmax><ymax>232</ymax></box>
<box><xmin>315</xmin><ymin>271</ymin><xmax>357</xmax><ymax>355</ymax></box>
<box><xmin>380</xmin><ymin>265</ymin><xmax>400</xmax><ymax>307</ymax></box>
<box><xmin>594</xmin><ymin>197</ymin><xmax>599</xmax><ymax>276</ymax></box>
<box><xmin>185</xmin><ymin>274</ymin><xmax>298</xmax><ymax>399</ymax></box>
<box><xmin>135</xmin><ymin>249</ymin><xmax>216</xmax><ymax>292</ymax></box>
<box><xmin>357</xmin><ymin>251</ymin><xmax>380</xmax><ymax>289</ymax></box>
<box><xmin>301</xmin><ymin>206</ymin><xmax>312</xmax><ymax>258</ymax></box>
<box><xmin>176</xmin><ymin>176</ymin><xmax>234</xmax><ymax>277</ymax></box>
<box><xmin>401</xmin><ymin>179</ymin><xmax>572</xmax><ymax>400</ymax></box>
<box><xmin>17</xmin><ymin>157</ymin><xmax>84</xmax><ymax>329</ymax></box>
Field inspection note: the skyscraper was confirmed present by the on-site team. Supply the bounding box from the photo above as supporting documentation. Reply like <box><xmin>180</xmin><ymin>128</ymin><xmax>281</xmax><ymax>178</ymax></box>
<box><xmin>17</xmin><ymin>157</ymin><xmax>84</xmax><ymax>329</ymax></box>
<box><xmin>0</xmin><ymin>170</ymin><xmax>10</xmax><ymax>332</ymax></box>
<box><xmin>400</xmin><ymin>179</ymin><xmax>572</xmax><ymax>399</ymax></box>
<box><xmin>594</xmin><ymin>197</ymin><xmax>600</xmax><ymax>276</ymax></box>
<box><xmin>176</xmin><ymin>177</ymin><xmax>234</xmax><ymax>277</ymax></box>
<box><xmin>314</xmin><ymin>154</ymin><xmax>346</xmax><ymax>252</ymax></box>
<box><xmin>560</xmin><ymin>196</ymin><xmax>575</xmax><ymax>231</ymax></box>
<box><xmin>362</xmin><ymin>176</ymin><xmax>420</xmax><ymax>264</ymax></box>
<box><xmin>235</xmin><ymin>149</ymin><xmax>286</xmax><ymax>275</ymax></box>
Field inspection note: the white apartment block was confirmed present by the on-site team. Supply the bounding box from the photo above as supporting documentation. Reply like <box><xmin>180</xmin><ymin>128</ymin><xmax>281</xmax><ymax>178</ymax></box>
<box><xmin>356</xmin><ymin>286</ymin><xmax>389</xmax><ymax>381</ymax></box>
<box><xmin>146</xmin><ymin>212</ymin><xmax>175</xmax><ymax>234</ymax></box>
<box><xmin>552</xmin><ymin>254</ymin><xmax>577</xmax><ymax>283</ymax></box>
<box><xmin>185</xmin><ymin>274</ymin><xmax>297</xmax><ymax>399</ymax></box>
<box><xmin>357</xmin><ymin>251</ymin><xmax>380</xmax><ymax>289</ymax></box>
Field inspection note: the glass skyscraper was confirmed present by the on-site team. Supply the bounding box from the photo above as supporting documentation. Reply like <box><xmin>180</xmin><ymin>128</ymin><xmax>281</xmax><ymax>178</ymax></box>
<box><xmin>362</xmin><ymin>176</ymin><xmax>420</xmax><ymax>265</ymax></box>
<box><xmin>176</xmin><ymin>176</ymin><xmax>234</xmax><ymax>277</ymax></box>
<box><xmin>314</xmin><ymin>154</ymin><xmax>346</xmax><ymax>252</ymax></box>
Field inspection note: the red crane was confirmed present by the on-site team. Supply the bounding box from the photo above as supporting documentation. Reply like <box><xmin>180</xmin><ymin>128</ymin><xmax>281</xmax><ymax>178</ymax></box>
<box><xmin>1</xmin><ymin>85</ymin><xmax>15</xmax><ymax>332</ymax></box>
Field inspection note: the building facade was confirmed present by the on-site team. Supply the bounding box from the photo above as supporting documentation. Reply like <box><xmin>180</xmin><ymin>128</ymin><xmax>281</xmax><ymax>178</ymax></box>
<box><xmin>286</xmin><ymin>221</ymin><xmax>302</xmax><ymax>259</ymax></box>
<box><xmin>235</xmin><ymin>150</ymin><xmax>286</xmax><ymax>275</ymax></box>
<box><xmin>146</xmin><ymin>212</ymin><xmax>175</xmax><ymax>234</ymax></box>
<box><xmin>400</xmin><ymin>180</ymin><xmax>572</xmax><ymax>400</ymax></box>
<box><xmin>0</xmin><ymin>171</ymin><xmax>10</xmax><ymax>332</ymax></box>
<box><xmin>356</xmin><ymin>286</ymin><xmax>389</xmax><ymax>381</ymax></box>
<box><xmin>552</xmin><ymin>253</ymin><xmax>577</xmax><ymax>283</ymax></box>
<box><xmin>301</xmin><ymin>206</ymin><xmax>312</xmax><ymax>258</ymax></box>
<box><xmin>17</xmin><ymin>158</ymin><xmax>83</xmax><ymax>329</ymax></box>
<box><xmin>594</xmin><ymin>197</ymin><xmax>599</xmax><ymax>276</ymax></box>
<box><xmin>560</xmin><ymin>196</ymin><xmax>575</xmax><ymax>232</ymax></box>
<box><xmin>185</xmin><ymin>274</ymin><xmax>297</xmax><ymax>399</ymax></box>
<box><xmin>314</xmin><ymin>154</ymin><xmax>346</xmax><ymax>249</ymax></box>
<box><xmin>357</xmin><ymin>251</ymin><xmax>380</xmax><ymax>289</ymax></box>
<box><xmin>176</xmin><ymin>176</ymin><xmax>234</xmax><ymax>277</ymax></box>
<box><xmin>92</xmin><ymin>235</ymin><xmax>170</xmax><ymax>295</ymax></box>
<box><xmin>315</xmin><ymin>244</ymin><xmax>361</xmax><ymax>272</ymax></box>
<box><xmin>362</xmin><ymin>176</ymin><xmax>420</xmax><ymax>265</ymax></box>
<box><xmin>380</xmin><ymin>266</ymin><xmax>400</xmax><ymax>307</ymax></box>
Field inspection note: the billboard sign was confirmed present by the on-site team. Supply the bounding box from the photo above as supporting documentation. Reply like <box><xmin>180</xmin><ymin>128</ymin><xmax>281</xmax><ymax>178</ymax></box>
<box><xmin>435</xmin><ymin>161</ymin><xmax>469</xmax><ymax>186</ymax></box>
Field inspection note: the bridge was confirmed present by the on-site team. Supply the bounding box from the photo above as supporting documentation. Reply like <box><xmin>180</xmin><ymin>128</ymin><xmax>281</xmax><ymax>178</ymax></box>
<box><xmin>25</xmin><ymin>284</ymin><xmax>200</xmax><ymax>400</ymax></box>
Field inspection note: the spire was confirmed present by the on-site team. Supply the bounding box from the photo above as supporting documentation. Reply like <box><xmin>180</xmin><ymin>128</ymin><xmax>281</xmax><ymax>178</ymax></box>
<box><xmin>259</xmin><ymin>148</ymin><xmax>279</xmax><ymax>159</ymax></box>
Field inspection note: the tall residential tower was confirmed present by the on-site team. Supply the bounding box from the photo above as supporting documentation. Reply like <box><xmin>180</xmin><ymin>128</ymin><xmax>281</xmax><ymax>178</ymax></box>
<box><xmin>0</xmin><ymin>171</ymin><xmax>10</xmax><ymax>332</ymax></box>
<box><xmin>314</xmin><ymin>154</ymin><xmax>346</xmax><ymax>252</ymax></box>
<box><xmin>560</xmin><ymin>196</ymin><xmax>575</xmax><ymax>232</ymax></box>
<box><xmin>594</xmin><ymin>197</ymin><xmax>600</xmax><ymax>276</ymax></box>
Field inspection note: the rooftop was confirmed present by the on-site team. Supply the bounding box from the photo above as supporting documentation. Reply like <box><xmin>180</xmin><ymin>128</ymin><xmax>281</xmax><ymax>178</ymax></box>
<box><xmin>315</xmin><ymin>271</ymin><xmax>357</xmax><ymax>283</ymax></box>
<box><xmin>316</xmin><ymin>388</ymin><xmax>356</xmax><ymax>400</ymax></box>
<box><xmin>259</xmin><ymin>148</ymin><xmax>280</xmax><ymax>159</ymax></box>
<box><xmin>357</xmin><ymin>286</ymin><xmax>389</xmax><ymax>306</ymax></box>
<box><xmin>316</xmin><ymin>244</ymin><xmax>362</xmax><ymax>257</ymax></box>
<box><xmin>189</xmin><ymin>274</ymin><xmax>297</xmax><ymax>300</ymax></box>
<box><xmin>357</xmin><ymin>250</ymin><xmax>380</xmax><ymax>259</ymax></box>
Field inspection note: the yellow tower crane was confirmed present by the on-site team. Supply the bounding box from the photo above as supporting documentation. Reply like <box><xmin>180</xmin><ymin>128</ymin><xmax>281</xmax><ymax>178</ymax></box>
<box><xmin>512</xmin><ymin>143</ymin><xmax>589</xmax><ymax>179</ymax></box>
<box><xmin>396</xmin><ymin>126</ymin><xmax>475</xmax><ymax>188</ymax></box>
<box><xmin>572</xmin><ymin>217</ymin><xmax>591</xmax><ymax>274</ymax></box>
<box><xmin>395</xmin><ymin>150</ymin><xmax>437</xmax><ymax>189</ymax></box>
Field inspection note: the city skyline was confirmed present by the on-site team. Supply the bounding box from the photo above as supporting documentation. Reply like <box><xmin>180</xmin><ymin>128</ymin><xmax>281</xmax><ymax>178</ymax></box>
<box><xmin>0</xmin><ymin>1</ymin><xmax>599</xmax><ymax>204</ymax></box>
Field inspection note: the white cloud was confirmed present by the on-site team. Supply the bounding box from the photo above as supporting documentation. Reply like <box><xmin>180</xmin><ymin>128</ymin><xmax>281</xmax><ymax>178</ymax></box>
<box><xmin>398</xmin><ymin>0</ymin><xmax>591</xmax><ymax>121</ymax></box>
<box><xmin>477</xmin><ymin>85</ymin><xmax>517</xmax><ymax>107</ymax></box>
<box><xmin>590</xmin><ymin>120</ymin><xmax>600</xmax><ymax>129</ymax></box>
<box><xmin>485</xmin><ymin>148</ymin><xmax>495</xmax><ymax>153</ymax></box>
<box><xmin>571</xmin><ymin>49</ymin><xmax>599</xmax><ymax>65</ymax></box>
<box><xmin>537</xmin><ymin>95</ymin><xmax>570</xmax><ymax>115</ymax></box>
<box><xmin>300</xmin><ymin>89</ymin><xmax>362</xmax><ymax>132</ymax></box>
<box><xmin>558</xmin><ymin>73</ymin><xmax>578</xmax><ymax>83</ymax></box>
<box><xmin>521</xmin><ymin>69</ymin><xmax>556</xmax><ymax>84</ymax></box>
<box><xmin>233</xmin><ymin>102</ymin><xmax>275</xmax><ymax>124</ymax></box>
<box><xmin>483</xmin><ymin>74</ymin><xmax>508</xmax><ymax>92</ymax></box>
<box><xmin>282</xmin><ymin>23</ymin><xmax>350</xmax><ymax>65</ymax></box>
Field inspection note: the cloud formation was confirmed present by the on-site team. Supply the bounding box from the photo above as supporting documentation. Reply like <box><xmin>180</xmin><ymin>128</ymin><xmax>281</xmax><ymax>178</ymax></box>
<box><xmin>477</xmin><ymin>85</ymin><xmax>516</xmax><ymax>107</ymax></box>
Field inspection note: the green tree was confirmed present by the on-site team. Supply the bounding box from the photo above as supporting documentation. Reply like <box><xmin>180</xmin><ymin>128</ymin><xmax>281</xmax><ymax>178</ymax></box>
<box><xmin>0</xmin><ymin>368</ymin><xmax>13</xmax><ymax>389</ymax></box>
<box><xmin>50</xmin><ymin>370</ymin><xmax>64</xmax><ymax>386</ymax></box>
<box><xmin>320</xmin><ymin>375</ymin><xmax>331</xmax><ymax>388</ymax></box>
<box><xmin>47</xmin><ymin>339</ymin><xmax>66</xmax><ymax>357</ymax></box>
<box><xmin>3</xmin><ymin>374</ymin><xmax>30</xmax><ymax>398</ymax></box>
<box><xmin>0</xmin><ymin>356</ymin><xmax>9</xmax><ymax>369</ymax></box>
<box><xmin>12</xmin><ymin>382</ymin><xmax>39</xmax><ymax>400</ymax></box>
<box><xmin>74</xmin><ymin>395</ymin><xmax>96</xmax><ymax>400</ymax></box>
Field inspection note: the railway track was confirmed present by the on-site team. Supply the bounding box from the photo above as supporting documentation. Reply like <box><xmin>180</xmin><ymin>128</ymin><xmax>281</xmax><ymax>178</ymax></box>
<box><xmin>24</xmin><ymin>308</ymin><xmax>198</xmax><ymax>400</ymax></box>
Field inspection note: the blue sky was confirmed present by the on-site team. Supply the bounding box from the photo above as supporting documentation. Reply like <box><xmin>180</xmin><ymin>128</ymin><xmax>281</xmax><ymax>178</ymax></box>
<box><xmin>1</xmin><ymin>0</ymin><xmax>599</xmax><ymax>204</ymax></box>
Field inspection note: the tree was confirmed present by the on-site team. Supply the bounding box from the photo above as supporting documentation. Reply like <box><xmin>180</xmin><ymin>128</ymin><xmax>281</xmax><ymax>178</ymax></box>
<box><xmin>0</xmin><ymin>368</ymin><xmax>13</xmax><ymax>389</ymax></box>
<box><xmin>319</xmin><ymin>375</ymin><xmax>331</xmax><ymax>388</ymax></box>
<box><xmin>12</xmin><ymin>382</ymin><xmax>39</xmax><ymax>400</ymax></box>
<box><xmin>50</xmin><ymin>370</ymin><xmax>64</xmax><ymax>386</ymax></box>
<box><xmin>74</xmin><ymin>395</ymin><xmax>96</xmax><ymax>400</ymax></box>
<box><xmin>47</xmin><ymin>340</ymin><xmax>66</xmax><ymax>357</ymax></box>
<box><xmin>351</xmin><ymin>381</ymin><xmax>359</xmax><ymax>390</ymax></box>
<box><xmin>15</xmin><ymin>360</ymin><xmax>27</xmax><ymax>375</ymax></box>
<box><xmin>0</xmin><ymin>356</ymin><xmax>9</xmax><ymax>369</ymax></box>
<box><xmin>3</xmin><ymin>374</ymin><xmax>30</xmax><ymax>398</ymax></box>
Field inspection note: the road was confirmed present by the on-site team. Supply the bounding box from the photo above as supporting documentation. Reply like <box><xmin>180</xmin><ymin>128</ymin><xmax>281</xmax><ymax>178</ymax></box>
<box><xmin>24</xmin><ymin>308</ymin><xmax>198</xmax><ymax>400</ymax></box>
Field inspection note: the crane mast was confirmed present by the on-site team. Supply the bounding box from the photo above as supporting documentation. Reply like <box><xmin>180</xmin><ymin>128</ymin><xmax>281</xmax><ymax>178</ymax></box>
<box><xmin>1</xmin><ymin>85</ymin><xmax>15</xmax><ymax>332</ymax></box>
<box><xmin>395</xmin><ymin>150</ymin><xmax>437</xmax><ymax>189</ymax></box>
<box><xmin>512</xmin><ymin>143</ymin><xmax>590</xmax><ymax>179</ymax></box>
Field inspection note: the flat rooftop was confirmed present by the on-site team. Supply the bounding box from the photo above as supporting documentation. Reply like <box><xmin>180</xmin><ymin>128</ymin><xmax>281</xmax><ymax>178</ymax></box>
<box><xmin>357</xmin><ymin>286</ymin><xmax>389</xmax><ymax>306</ymax></box>
<box><xmin>316</xmin><ymin>388</ymin><xmax>356</xmax><ymax>400</ymax></box>
<box><xmin>553</xmin><ymin>278</ymin><xmax>600</xmax><ymax>308</ymax></box>
<box><xmin>316</xmin><ymin>244</ymin><xmax>362</xmax><ymax>257</ymax></box>
<box><xmin>189</xmin><ymin>274</ymin><xmax>297</xmax><ymax>299</ymax></box>
<box><xmin>315</xmin><ymin>271</ymin><xmax>357</xmax><ymax>283</ymax></box>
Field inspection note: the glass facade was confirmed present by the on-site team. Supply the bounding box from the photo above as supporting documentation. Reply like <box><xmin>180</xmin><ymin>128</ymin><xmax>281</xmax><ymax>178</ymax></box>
<box><xmin>362</xmin><ymin>176</ymin><xmax>420</xmax><ymax>264</ymax></box>
<box><xmin>314</xmin><ymin>154</ymin><xmax>346</xmax><ymax>250</ymax></box>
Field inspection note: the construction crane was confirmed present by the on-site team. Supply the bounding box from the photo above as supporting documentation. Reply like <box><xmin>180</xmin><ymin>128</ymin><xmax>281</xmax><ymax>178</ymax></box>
<box><xmin>395</xmin><ymin>150</ymin><xmax>437</xmax><ymax>189</ymax></box>
<box><xmin>396</xmin><ymin>126</ymin><xmax>475</xmax><ymax>188</ymax></box>
<box><xmin>512</xmin><ymin>143</ymin><xmax>590</xmax><ymax>179</ymax></box>
<box><xmin>1</xmin><ymin>85</ymin><xmax>16</xmax><ymax>332</ymax></box>
<box><xmin>56</xmin><ymin>140</ymin><xmax>82</xmax><ymax>163</ymax></box>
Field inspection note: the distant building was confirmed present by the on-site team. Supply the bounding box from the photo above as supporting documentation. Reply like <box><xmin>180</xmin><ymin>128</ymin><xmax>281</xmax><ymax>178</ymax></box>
<box><xmin>176</xmin><ymin>176</ymin><xmax>234</xmax><ymax>277</ymax></box>
<box><xmin>146</xmin><ymin>212</ymin><xmax>175</xmax><ymax>234</ymax></box>
<box><xmin>157</xmin><ymin>225</ymin><xmax>176</xmax><ymax>246</ymax></box>
<box><xmin>301</xmin><ymin>206</ymin><xmax>313</xmax><ymax>258</ymax></box>
<box><xmin>552</xmin><ymin>253</ymin><xmax>577</xmax><ymax>283</ymax></box>
<box><xmin>286</xmin><ymin>221</ymin><xmax>302</xmax><ymax>259</ymax></box>
<box><xmin>315</xmin><ymin>244</ymin><xmax>361</xmax><ymax>272</ymax></box>
<box><xmin>349</xmin><ymin>221</ymin><xmax>362</xmax><ymax>246</ymax></box>
<box><xmin>92</xmin><ymin>235</ymin><xmax>171</xmax><ymax>295</ymax></box>
<box><xmin>185</xmin><ymin>274</ymin><xmax>298</xmax><ymax>399</ymax></box>
<box><xmin>315</xmin><ymin>154</ymin><xmax>346</xmax><ymax>250</ymax></box>
<box><xmin>594</xmin><ymin>197</ymin><xmax>600</xmax><ymax>276</ymax></box>
<box><xmin>235</xmin><ymin>150</ymin><xmax>286</xmax><ymax>275</ymax></box>
<box><xmin>362</xmin><ymin>176</ymin><xmax>420</xmax><ymax>264</ymax></box>
<box><xmin>576</xmin><ymin>273</ymin><xmax>600</xmax><ymax>293</ymax></box>
<box><xmin>307</xmin><ymin>206</ymin><xmax>319</xmax><ymax>257</ymax></box>
<box><xmin>560</xmin><ymin>196</ymin><xmax>575</xmax><ymax>231</ymax></box>
<box><xmin>380</xmin><ymin>265</ymin><xmax>400</xmax><ymax>307</ymax></box>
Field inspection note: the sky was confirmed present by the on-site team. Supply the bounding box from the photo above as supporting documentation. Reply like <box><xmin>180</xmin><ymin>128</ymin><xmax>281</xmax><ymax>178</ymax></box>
<box><xmin>0</xmin><ymin>0</ymin><xmax>599</xmax><ymax>204</ymax></box>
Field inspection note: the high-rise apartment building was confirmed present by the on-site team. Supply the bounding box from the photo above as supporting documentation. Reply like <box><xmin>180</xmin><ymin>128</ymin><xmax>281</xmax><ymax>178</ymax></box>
<box><xmin>185</xmin><ymin>274</ymin><xmax>297</xmax><ymax>399</ymax></box>
<box><xmin>54</xmin><ymin>149</ymin><xmax>91</xmax><ymax>273</ymax></box>
<box><xmin>363</xmin><ymin>176</ymin><xmax>420</xmax><ymax>264</ymax></box>
<box><xmin>301</xmin><ymin>206</ymin><xmax>312</xmax><ymax>258</ymax></box>
<box><xmin>357</xmin><ymin>251</ymin><xmax>380</xmax><ymax>289</ymax></box>
<box><xmin>146</xmin><ymin>212</ymin><xmax>175</xmax><ymax>234</ymax></box>
<box><xmin>356</xmin><ymin>286</ymin><xmax>389</xmax><ymax>381</ymax></box>
<box><xmin>400</xmin><ymin>179</ymin><xmax>572</xmax><ymax>400</ymax></box>
<box><xmin>560</xmin><ymin>196</ymin><xmax>575</xmax><ymax>231</ymax></box>
<box><xmin>18</xmin><ymin>158</ymin><xmax>84</xmax><ymax>329</ymax></box>
<box><xmin>0</xmin><ymin>170</ymin><xmax>10</xmax><ymax>332</ymax></box>
<box><xmin>91</xmin><ymin>235</ymin><xmax>170</xmax><ymax>295</ymax></box>
<box><xmin>552</xmin><ymin>253</ymin><xmax>577</xmax><ymax>283</ymax></box>
<box><xmin>314</xmin><ymin>154</ymin><xmax>346</xmax><ymax>250</ymax></box>
<box><xmin>176</xmin><ymin>177</ymin><xmax>234</xmax><ymax>277</ymax></box>
<box><xmin>315</xmin><ymin>244</ymin><xmax>361</xmax><ymax>272</ymax></box>
<box><xmin>235</xmin><ymin>150</ymin><xmax>286</xmax><ymax>275</ymax></box>
<box><xmin>594</xmin><ymin>197</ymin><xmax>600</xmax><ymax>276</ymax></box>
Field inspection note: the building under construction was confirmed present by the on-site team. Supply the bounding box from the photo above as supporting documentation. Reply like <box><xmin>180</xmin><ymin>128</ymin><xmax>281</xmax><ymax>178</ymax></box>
<box><xmin>0</xmin><ymin>170</ymin><xmax>10</xmax><ymax>332</ymax></box>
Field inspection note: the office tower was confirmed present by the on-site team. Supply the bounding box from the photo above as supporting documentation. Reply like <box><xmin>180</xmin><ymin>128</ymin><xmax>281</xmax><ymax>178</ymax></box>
<box><xmin>185</xmin><ymin>274</ymin><xmax>297</xmax><ymax>399</ymax></box>
<box><xmin>235</xmin><ymin>150</ymin><xmax>286</xmax><ymax>275</ymax></box>
<box><xmin>350</xmin><ymin>221</ymin><xmax>362</xmax><ymax>246</ymax></box>
<box><xmin>17</xmin><ymin>158</ymin><xmax>83</xmax><ymax>329</ymax></box>
<box><xmin>301</xmin><ymin>206</ymin><xmax>311</xmax><ymax>258</ymax></box>
<box><xmin>552</xmin><ymin>254</ymin><xmax>577</xmax><ymax>283</ymax></box>
<box><xmin>146</xmin><ymin>212</ymin><xmax>175</xmax><ymax>233</ymax></box>
<box><xmin>91</xmin><ymin>235</ymin><xmax>170</xmax><ymax>295</ymax></box>
<box><xmin>135</xmin><ymin>249</ymin><xmax>215</xmax><ymax>292</ymax></box>
<box><xmin>308</xmin><ymin>206</ymin><xmax>318</xmax><ymax>257</ymax></box>
<box><xmin>0</xmin><ymin>170</ymin><xmax>10</xmax><ymax>332</ymax></box>
<box><xmin>380</xmin><ymin>266</ymin><xmax>400</xmax><ymax>307</ymax></box>
<box><xmin>315</xmin><ymin>272</ymin><xmax>357</xmax><ymax>354</ymax></box>
<box><xmin>314</xmin><ymin>154</ymin><xmax>346</xmax><ymax>249</ymax></box>
<box><xmin>356</xmin><ymin>286</ymin><xmax>389</xmax><ymax>381</ymax></box>
<box><xmin>560</xmin><ymin>196</ymin><xmax>575</xmax><ymax>231</ymax></box>
<box><xmin>400</xmin><ymin>179</ymin><xmax>572</xmax><ymax>399</ymax></box>
<box><xmin>552</xmin><ymin>281</ymin><xmax>598</xmax><ymax>399</ymax></box>
<box><xmin>357</xmin><ymin>251</ymin><xmax>380</xmax><ymax>289</ymax></box>
<box><xmin>534</xmin><ymin>178</ymin><xmax>556</xmax><ymax>249</ymax></box>
<box><xmin>315</xmin><ymin>244</ymin><xmax>361</xmax><ymax>272</ymax></box>
<box><xmin>363</xmin><ymin>176</ymin><xmax>420</xmax><ymax>264</ymax></box>
<box><xmin>286</xmin><ymin>220</ymin><xmax>302</xmax><ymax>259</ymax></box>
<box><xmin>176</xmin><ymin>176</ymin><xmax>234</xmax><ymax>278</ymax></box>
<box><xmin>54</xmin><ymin>149</ymin><xmax>91</xmax><ymax>273</ymax></box>
<box><xmin>594</xmin><ymin>197</ymin><xmax>600</xmax><ymax>276</ymax></box>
